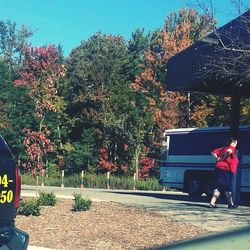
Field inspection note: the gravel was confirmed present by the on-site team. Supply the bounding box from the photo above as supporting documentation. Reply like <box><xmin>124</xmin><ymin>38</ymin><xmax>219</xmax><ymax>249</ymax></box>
<box><xmin>16</xmin><ymin>199</ymin><xmax>207</xmax><ymax>250</ymax></box>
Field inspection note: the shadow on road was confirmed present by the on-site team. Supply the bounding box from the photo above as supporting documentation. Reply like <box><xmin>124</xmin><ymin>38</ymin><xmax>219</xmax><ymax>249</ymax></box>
<box><xmin>147</xmin><ymin>226</ymin><xmax>250</xmax><ymax>250</ymax></box>
<box><xmin>109</xmin><ymin>191</ymin><xmax>250</xmax><ymax>207</ymax></box>
<box><xmin>109</xmin><ymin>191</ymin><xmax>209</xmax><ymax>203</ymax></box>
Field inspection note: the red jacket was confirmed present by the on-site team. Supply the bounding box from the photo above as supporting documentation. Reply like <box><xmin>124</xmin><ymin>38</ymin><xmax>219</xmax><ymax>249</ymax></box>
<box><xmin>212</xmin><ymin>145</ymin><xmax>239</xmax><ymax>174</ymax></box>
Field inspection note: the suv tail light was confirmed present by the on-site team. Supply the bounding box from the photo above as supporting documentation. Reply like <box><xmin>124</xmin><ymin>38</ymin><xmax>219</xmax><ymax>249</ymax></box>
<box><xmin>14</xmin><ymin>167</ymin><xmax>21</xmax><ymax>209</ymax></box>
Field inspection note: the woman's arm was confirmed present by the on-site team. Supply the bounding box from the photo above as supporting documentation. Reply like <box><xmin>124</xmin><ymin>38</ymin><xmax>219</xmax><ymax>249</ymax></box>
<box><xmin>211</xmin><ymin>152</ymin><xmax>220</xmax><ymax>161</ymax></box>
<box><xmin>220</xmin><ymin>148</ymin><xmax>233</xmax><ymax>161</ymax></box>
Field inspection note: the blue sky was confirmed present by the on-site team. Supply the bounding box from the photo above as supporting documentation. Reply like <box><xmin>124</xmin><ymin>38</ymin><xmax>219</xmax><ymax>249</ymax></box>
<box><xmin>0</xmin><ymin>0</ymin><xmax>249</xmax><ymax>56</ymax></box>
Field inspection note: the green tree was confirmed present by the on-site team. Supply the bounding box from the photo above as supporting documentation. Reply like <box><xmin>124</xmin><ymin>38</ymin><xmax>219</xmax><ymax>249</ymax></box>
<box><xmin>0</xmin><ymin>20</ymin><xmax>33</xmax><ymax>75</ymax></box>
<box><xmin>63</xmin><ymin>33</ymin><xmax>132</xmax><ymax>173</ymax></box>
<box><xmin>63</xmin><ymin>128</ymin><xmax>96</xmax><ymax>175</ymax></box>
<box><xmin>127</xmin><ymin>28</ymin><xmax>151</xmax><ymax>80</ymax></box>
<box><xmin>0</xmin><ymin>20</ymin><xmax>34</xmax><ymax>163</ymax></box>
<box><xmin>0</xmin><ymin>82</ymin><xmax>36</xmax><ymax>163</ymax></box>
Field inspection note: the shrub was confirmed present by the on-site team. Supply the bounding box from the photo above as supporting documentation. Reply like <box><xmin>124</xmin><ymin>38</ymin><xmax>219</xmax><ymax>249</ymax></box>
<box><xmin>46</xmin><ymin>163</ymin><xmax>61</xmax><ymax>178</ymax></box>
<box><xmin>72</xmin><ymin>193</ymin><xmax>92</xmax><ymax>211</ymax></box>
<box><xmin>38</xmin><ymin>191</ymin><xmax>57</xmax><ymax>206</ymax></box>
<box><xmin>18</xmin><ymin>198</ymin><xmax>41</xmax><ymax>216</ymax></box>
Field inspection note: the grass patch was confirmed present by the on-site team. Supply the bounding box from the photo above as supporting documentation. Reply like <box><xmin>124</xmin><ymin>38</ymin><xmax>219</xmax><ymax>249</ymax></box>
<box><xmin>22</xmin><ymin>173</ymin><xmax>164</xmax><ymax>191</ymax></box>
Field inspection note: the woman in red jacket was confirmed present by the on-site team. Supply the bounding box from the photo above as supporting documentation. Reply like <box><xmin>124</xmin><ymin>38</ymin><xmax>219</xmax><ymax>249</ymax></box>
<box><xmin>209</xmin><ymin>138</ymin><xmax>239</xmax><ymax>209</ymax></box>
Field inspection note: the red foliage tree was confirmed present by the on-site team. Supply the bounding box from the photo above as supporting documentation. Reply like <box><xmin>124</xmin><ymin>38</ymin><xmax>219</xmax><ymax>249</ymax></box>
<box><xmin>22</xmin><ymin>127</ymin><xmax>53</xmax><ymax>176</ymax></box>
<box><xmin>98</xmin><ymin>146</ymin><xmax>118</xmax><ymax>172</ymax></box>
<box><xmin>17</xmin><ymin>45</ymin><xmax>66</xmax><ymax>123</ymax></box>
<box><xmin>15</xmin><ymin>45</ymin><xmax>66</xmax><ymax>174</ymax></box>
<box><xmin>138</xmin><ymin>147</ymin><xmax>155</xmax><ymax>178</ymax></box>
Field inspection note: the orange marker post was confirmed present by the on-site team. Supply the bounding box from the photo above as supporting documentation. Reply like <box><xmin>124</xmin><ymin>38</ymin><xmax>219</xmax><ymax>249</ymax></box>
<box><xmin>61</xmin><ymin>170</ymin><xmax>64</xmax><ymax>188</ymax></box>
<box><xmin>80</xmin><ymin>170</ymin><xmax>84</xmax><ymax>188</ymax></box>
<box><xmin>41</xmin><ymin>169</ymin><xmax>45</xmax><ymax>187</ymax></box>
<box><xmin>107</xmin><ymin>171</ymin><xmax>110</xmax><ymax>190</ymax></box>
<box><xmin>133</xmin><ymin>173</ymin><xmax>136</xmax><ymax>191</ymax></box>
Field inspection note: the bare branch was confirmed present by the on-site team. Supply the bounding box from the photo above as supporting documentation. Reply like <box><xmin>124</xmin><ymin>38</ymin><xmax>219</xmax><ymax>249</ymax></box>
<box><xmin>230</xmin><ymin>0</ymin><xmax>244</xmax><ymax>15</ymax></box>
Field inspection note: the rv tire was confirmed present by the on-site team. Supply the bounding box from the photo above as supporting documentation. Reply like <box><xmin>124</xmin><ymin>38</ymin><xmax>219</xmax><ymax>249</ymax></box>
<box><xmin>187</xmin><ymin>178</ymin><xmax>203</xmax><ymax>197</ymax></box>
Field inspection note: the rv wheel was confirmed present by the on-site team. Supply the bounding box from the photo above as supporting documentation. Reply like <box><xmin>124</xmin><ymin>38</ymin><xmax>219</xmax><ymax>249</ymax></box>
<box><xmin>187</xmin><ymin>179</ymin><xmax>203</xmax><ymax>196</ymax></box>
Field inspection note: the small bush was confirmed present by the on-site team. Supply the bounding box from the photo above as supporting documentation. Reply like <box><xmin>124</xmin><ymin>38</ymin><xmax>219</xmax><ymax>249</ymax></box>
<box><xmin>38</xmin><ymin>191</ymin><xmax>57</xmax><ymax>206</ymax></box>
<box><xmin>72</xmin><ymin>193</ymin><xmax>92</xmax><ymax>211</ymax></box>
<box><xmin>18</xmin><ymin>198</ymin><xmax>41</xmax><ymax>216</ymax></box>
<box><xmin>46</xmin><ymin>163</ymin><xmax>61</xmax><ymax>178</ymax></box>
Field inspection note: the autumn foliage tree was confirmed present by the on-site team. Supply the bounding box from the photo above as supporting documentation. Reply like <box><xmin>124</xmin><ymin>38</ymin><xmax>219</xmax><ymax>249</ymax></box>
<box><xmin>131</xmin><ymin>9</ymin><xmax>215</xmax><ymax>177</ymax></box>
<box><xmin>16</xmin><ymin>45</ymin><xmax>66</xmax><ymax>126</ymax></box>
<box><xmin>15</xmin><ymin>45</ymin><xmax>66</xmax><ymax>175</ymax></box>
<box><xmin>138</xmin><ymin>147</ymin><xmax>155</xmax><ymax>178</ymax></box>
<box><xmin>22</xmin><ymin>127</ymin><xmax>53</xmax><ymax>176</ymax></box>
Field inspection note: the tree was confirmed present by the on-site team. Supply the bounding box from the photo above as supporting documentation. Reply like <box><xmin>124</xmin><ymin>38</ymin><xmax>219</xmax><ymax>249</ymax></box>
<box><xmin>127</xmin><ymin>28</ymin><xmax>152</xmax><ymax>80</ymax></box>
<box><xmin>22</xmin><ymin>127</ymin><xmax>53</xmax><ymax>176</ymax></box>
<box><xmin>0</xmin><ymin>20</ymin><xmax>33</xmax><ymax>76</ymax></box>
<box><xmin>104</xmin><ymin>86</ymin><xmax>153</xmax><ymax>176</ymax></box>
<box><xmin>17</xmin><ymin>45</ymin><xmax>66</xmax><ymax>126</ymax></box>
<box><xmin>64</xmin><ymin>33</ymin><xmax>135</xmax><ymax>174</ymax></box>
<box><xmin>0</xmin><ymin>80</ymin><xmax>36</xmax><ymax>161</ymax></box>
<box><xmin>130</xmin><ymin>9</ymin><xmax>215</xmax><ymax>177</ymax></box>
<box><xmin>0</xmin><ymin>21</ymin><xmax>35</xmax><ymax>162</ymax></box>
<box><xmin>15</xmin><ymin>45</ymin><xmax>66</xmax><ymax>175</ymax></box>
<box><xmin>63</xmin><ymin>128</ymin><xmax>96</xmax><ymax>175</ymax></box>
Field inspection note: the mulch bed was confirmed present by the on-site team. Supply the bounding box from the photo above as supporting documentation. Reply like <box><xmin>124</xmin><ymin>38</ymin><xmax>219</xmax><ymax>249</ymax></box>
<box><xmin>16</xmin><ymin>199</ymin><xmax>207</xmax><ymax>250</ymax></box>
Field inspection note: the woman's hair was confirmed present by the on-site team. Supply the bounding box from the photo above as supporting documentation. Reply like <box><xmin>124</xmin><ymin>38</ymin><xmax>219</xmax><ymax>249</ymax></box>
<box><xmin>226</xmin><ymin>137</ymin><xmax>237</xmax><ymax>146</ymax></box>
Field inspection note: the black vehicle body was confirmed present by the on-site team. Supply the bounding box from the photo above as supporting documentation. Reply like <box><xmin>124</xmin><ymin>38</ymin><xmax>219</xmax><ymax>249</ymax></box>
<box><xmin>0</xmin><ymin>135</ymin><xmax>29</xmax><ymax>250</ymax></box>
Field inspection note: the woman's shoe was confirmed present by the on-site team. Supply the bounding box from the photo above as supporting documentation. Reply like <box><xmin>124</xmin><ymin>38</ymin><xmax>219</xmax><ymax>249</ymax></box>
<box><xmin>208</xmin><ymin>203</ymin><xmax>217</xmax><ymax>208</ymax></box>
<box><xmin>228</xmin><ymin>204</ymin><xmax>238</xmax><ymax>209</ymax></box>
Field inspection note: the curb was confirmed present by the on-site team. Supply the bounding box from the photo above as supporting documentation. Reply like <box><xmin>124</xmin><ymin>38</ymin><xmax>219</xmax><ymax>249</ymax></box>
<box><xmin>28</xmin><ymin>246</ymin><xmax>57</xmax><ymax>250</ymax></box>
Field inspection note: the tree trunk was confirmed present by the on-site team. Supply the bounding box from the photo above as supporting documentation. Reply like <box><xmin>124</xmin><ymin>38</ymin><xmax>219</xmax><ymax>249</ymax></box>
<box><xmin>135</xmin><ymin>144</ymin><xmax>141</xmax><ymax>180</ymax></box>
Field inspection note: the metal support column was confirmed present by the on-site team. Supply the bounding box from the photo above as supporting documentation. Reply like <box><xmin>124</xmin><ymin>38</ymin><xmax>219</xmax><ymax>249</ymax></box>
<box><xmin>230</xmin><ymin>93</ymin><xmax>241</xmax><ymax>204</ymax></box>
<box><xmin>230</xmin><ymin>93</ymin><xmax>240</xmax><ymax>140</ymax></box>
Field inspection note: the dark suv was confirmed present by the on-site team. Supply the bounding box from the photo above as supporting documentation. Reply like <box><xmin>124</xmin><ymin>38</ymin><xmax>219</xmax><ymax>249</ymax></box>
<box><xmin>0</xmin><ymin>135</ymin><xmax>29</xmax><ymax>250</ymax></box>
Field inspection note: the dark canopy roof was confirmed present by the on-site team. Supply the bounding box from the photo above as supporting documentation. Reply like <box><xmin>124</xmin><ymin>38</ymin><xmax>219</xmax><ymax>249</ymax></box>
<box><xmin>166</xmin><ymin>10</ymin><xmax>250</xmax><ymax>98</ymax></box>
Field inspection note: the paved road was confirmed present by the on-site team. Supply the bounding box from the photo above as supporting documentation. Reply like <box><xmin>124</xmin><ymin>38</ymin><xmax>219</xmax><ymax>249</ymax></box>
<box><xmin>21</xmin><ymin>185</ymin><xmax>250</xmax><ymax>233</ymax></box>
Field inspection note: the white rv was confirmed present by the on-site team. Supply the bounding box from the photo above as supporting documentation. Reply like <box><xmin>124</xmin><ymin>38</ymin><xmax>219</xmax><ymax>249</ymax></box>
<box><xmin>160</xmin><ymin>126</ymin><xmax>250</xmax><ymax>196</ymax></box>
